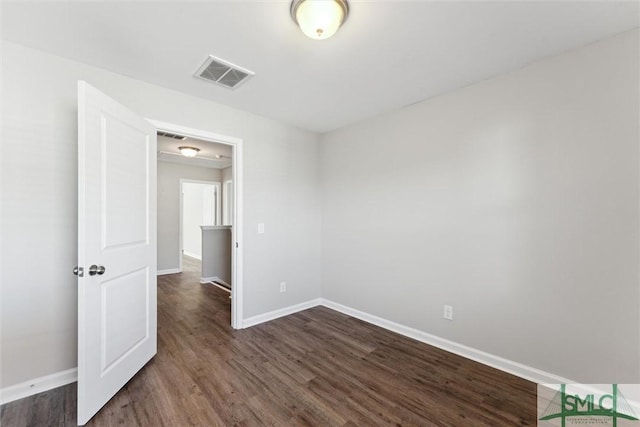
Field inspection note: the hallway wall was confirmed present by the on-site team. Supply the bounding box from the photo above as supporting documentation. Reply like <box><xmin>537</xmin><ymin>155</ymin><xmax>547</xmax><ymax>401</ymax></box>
<box><xmin>158</xmin><ymin>162</ymin><xmax>221</xmax><ymax>271</ymax></box>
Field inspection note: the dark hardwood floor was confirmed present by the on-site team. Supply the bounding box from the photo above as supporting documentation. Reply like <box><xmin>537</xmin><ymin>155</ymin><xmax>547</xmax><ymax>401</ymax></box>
<box><xmin>1</xmin><ymin>258</ymin><xmax>536</xmax><ymax>426</ymax></box>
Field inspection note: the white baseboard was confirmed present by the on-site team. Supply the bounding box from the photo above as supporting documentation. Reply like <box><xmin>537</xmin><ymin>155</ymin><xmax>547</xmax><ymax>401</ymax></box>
<box><xmin>242</xmin><ymin>298</ymin><xmax>322</xmax><ymax>328</ymax></box>
<box><xmin>201</xmin><ymin>276</ymin><xmax>231</xmax><ymax>293</ymax></box>
<box><xmin>320</xmin><ymin>299</ymin><xmax>574</xmax><ymax>385</ymax></box>
<box><xmin>0</xmin><ymin>368</ymin><xmax>77</xmax><ymax>405</ymax></box>
<box><xmin>213</xmin><ymin>278</ymin><xmax>231</xmax><ymax>288</ymax></box>
<box><xmin>199</xmin><ymin>276</ymin><xmax>229</xmax><ymax>286</ymax></box>
<box><xmin>183</xmin><ymin>251</ymin><xmax>201</xmax><ymax>260</ymax></box>
<box><xmin>157</xmin><ymin>268</ymin><xmax>181</xmax><ymax>276</ymax></box>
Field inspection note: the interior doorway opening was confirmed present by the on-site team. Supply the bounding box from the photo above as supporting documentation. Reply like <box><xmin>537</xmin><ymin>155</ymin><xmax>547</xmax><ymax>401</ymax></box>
<box><xmin>151</xmin><ymin>120</ymin><xmax>243</xmax><ymax>329</ymax></box>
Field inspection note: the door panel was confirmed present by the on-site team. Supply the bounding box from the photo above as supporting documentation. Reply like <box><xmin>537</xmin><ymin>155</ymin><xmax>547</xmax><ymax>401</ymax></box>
<box><xmin>102</xmin><ymin>115</ymin><xmax>149</xmax><ymax>248</ymax></box>
<box><xmin>77</xmin><ymin>81</ymin><xmax>157</xmax><ymax>425</ymax></box>
<box><xmin>101</xmin><ymin>268</ymin><xmax>149</xmax><ymax>371</ymax></box>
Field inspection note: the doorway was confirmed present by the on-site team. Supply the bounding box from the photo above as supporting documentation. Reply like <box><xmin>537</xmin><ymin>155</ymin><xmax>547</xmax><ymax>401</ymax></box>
<box><xmin>150</xmin><ymin>120</ymin><xmax>244</xmax><ymax>330</ymax></box>
<box><xmin>180</xmin><ymin>179</ymin><xmax>221</xmax><ymax>271</ymax></box>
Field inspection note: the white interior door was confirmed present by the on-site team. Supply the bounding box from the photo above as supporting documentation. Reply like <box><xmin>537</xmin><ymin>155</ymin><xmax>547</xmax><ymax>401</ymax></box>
<box><xmin>77</xmin><ymin>81</ymin><xmax>157</xmax><ymax>425</ymax></box>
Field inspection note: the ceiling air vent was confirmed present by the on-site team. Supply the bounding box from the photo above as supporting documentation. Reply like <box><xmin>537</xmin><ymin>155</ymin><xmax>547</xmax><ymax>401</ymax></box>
<box><xmin>194</xmin><ymin>55</ymin><xmax>254</xmax><ymax>89</ymax></box>
<box><xmin>157</xmin><ymin>131</ymin><xmax>187</xmax><ymax>140</ymax></box>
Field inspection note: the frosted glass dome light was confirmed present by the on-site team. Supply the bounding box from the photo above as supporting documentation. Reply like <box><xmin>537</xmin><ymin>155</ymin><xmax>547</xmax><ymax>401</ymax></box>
<box><xmin>291</xmin><ymin>0</ymin><xmax>349</xmax><ymax>40</ymax></box>
<box><xmin>179</xmin><ymin>146</ymin><xmax>200</xmax><ymax>157</ymax></box>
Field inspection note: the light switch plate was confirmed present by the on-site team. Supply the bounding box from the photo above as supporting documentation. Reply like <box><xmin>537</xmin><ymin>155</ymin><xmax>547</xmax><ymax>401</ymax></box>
<box><xmin>443</xmin><ymin>305</ymin><xmax>453</xmax><ymax>320</ymax></box>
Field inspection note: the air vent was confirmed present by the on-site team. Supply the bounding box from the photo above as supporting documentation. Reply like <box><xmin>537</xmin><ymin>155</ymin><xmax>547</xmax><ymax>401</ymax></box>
<box><xmin>194</xmin><ymin>55</ymin><xmax>254</xmax><ymax>89</ymax></box>
<box><xmin>157</xmin><ymin>131</ymin><xmax>187</xmax><ymax>140</ymax></box>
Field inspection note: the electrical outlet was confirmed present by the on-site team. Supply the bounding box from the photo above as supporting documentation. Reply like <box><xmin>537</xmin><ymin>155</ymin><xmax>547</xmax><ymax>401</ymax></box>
<box><xmin>258</xmin><ymin>223</ymin><xmax>265</xmax><ymax>234</ymax></box>
<box><xmin>443</xmin><ymin>304</ymin><xmax>453</xmax><ymax>320</ymax></box>
<box><xmin>280</xmin><ymin>282</ymin><xmax>286</xmax><ymax>293</ymax></box>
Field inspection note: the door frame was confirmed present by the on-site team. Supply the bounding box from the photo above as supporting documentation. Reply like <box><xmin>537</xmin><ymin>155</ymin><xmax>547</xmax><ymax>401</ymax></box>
<box><xmin>222</xmin><ymin>179</ymin><xmax>233</xmax><ymax>226</ymax></box>
<box><xmin>179</xmin><ymin>179</ymin><xmax>221</xmax><ymax>266</ymax></box>
<box><xmin>149</xmin><ymin>119</ymin><xmax>244</xmax><ymax>329</ymax></box>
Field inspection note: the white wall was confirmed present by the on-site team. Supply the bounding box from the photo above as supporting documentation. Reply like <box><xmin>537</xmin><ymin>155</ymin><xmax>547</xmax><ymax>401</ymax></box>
<box><xmin>320</xmin><ymin>31</ymin><xmax>639</xmax><ymax>383</ymax></box>
<box><xmin>158</xmin><ymin>162</ymin><xmax>221</xmax><ymax>270</ymax></box>
<box><xmin>182</xmin><ymin>182</ymin><xmax>217</xmax><ymax>260</ymax></box>
<box><xmin>0</xmin><ymin>41</ymin><xmax>322</xmax><ymax>388</ymax></box>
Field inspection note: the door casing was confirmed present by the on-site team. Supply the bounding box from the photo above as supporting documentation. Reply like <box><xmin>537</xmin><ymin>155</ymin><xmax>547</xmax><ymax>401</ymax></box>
<box><xmin>149</xmin><ymin>119</ymin><xmax>244</xmax><ymax>329</ymax></box>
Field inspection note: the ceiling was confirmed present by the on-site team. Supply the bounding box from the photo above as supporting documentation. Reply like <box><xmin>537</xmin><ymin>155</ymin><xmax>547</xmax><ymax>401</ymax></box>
<box><xmin>157</xmin><ymin>135</ymin><xmax>233</xmax><ymax>169</ymax></box>
<box><xmin>2</xmin><ymin>1</ymin><xmax>638</xmax><ymax>133</ymax></box>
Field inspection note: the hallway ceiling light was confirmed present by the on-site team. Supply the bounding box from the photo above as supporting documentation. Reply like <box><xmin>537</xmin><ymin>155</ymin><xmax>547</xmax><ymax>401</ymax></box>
<box><xmin>179</xmin><ymin>146</ymin><xmax>200</xmax><ymax>157</ymax></box>
<box><xmin>290</xmin><ymin>0</ymin><xmax>349</xmax><ymax>40</ymax></box>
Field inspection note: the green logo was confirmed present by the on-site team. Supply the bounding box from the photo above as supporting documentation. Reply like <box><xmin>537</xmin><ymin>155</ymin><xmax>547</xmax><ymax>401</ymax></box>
<box><xmin>540</xmin><ymin>384</ymin><xmax>639</xmax><ymax>426</ymax></box>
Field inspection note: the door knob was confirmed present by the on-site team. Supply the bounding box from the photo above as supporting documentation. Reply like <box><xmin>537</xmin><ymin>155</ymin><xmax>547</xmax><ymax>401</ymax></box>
<box><xmin>89</xmin><ymin>265</ymin><xmax>106</xmax><ymax>276</ymax></box>
<box><xmin>73</xmin><ymin>266</ymin><xmax>84</xmax><ymax>277</ymax></box>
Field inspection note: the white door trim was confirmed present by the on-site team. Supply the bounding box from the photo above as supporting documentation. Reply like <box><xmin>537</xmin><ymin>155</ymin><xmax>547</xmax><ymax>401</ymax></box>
<box><xmin>222</xmin><ymin>179</ymin><xmax>233</xmax><ymax>226</ymax></box>
<box><xmin>148</xmin><ymin>119</ymin><xmax>244</xmax><ymax>329</ymax></box>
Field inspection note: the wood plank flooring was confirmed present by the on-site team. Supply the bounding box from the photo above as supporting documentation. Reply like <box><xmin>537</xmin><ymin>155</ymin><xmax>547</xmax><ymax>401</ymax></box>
<box><xmin>1</xmin><ymin>259</ymin><xmax>537</xmax><ymax>426</ymax></box>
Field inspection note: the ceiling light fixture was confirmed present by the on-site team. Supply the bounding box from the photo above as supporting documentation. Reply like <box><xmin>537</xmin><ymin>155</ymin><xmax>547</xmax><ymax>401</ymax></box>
<box><xmin>179</xmin><ymin>146</ymin><xmax>200</xmax><ymax>157</ymax></box>
<box><xmin>290</xmin><ymin>0</ymin><xmax>349</xmax><ymax>40</ymax></box>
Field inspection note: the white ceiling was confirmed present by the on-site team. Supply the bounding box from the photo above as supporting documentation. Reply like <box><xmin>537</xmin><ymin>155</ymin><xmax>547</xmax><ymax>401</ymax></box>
<box><xmin>157</xmin><ymin>135</ymin><xmax>233</xmax><ymax>169</ymax></box>
<box><xmin>2</xmin><ymin>1</ymin><xmax>638</xmax><ymax>133</ymax></box>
